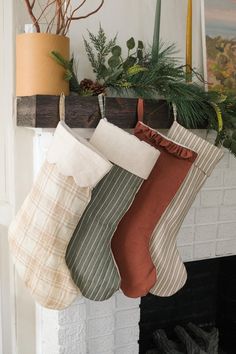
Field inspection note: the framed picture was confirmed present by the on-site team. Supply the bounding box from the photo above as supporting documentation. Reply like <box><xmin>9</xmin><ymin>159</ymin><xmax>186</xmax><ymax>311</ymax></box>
<box><xmin>202</xmin><ymin>0</ymin><xmax>236</xmax><ymax>92</ymax></box>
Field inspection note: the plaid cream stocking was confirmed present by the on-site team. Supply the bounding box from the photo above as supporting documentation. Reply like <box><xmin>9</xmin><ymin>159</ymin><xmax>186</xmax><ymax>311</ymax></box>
<box><xmin>8</xmin><ymin>121</ymin><xmax>112</xmax><ymax>309</ymax></box>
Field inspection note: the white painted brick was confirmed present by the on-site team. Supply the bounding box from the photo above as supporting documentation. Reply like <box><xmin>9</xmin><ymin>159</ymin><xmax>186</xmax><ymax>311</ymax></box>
<box><xmin>115</xmin><ymin>292</ymin><xmax>140</xmax><ymax>309</ymax></box>
<box><xmin>87</xmin><ymin>316</ymin><xmax>114</xmax><ymax>338</ymax></box>
<box><xmin>177</xmin><ymin>226</ymin><xmax>194</xmax><ymax>245</ymax></box>
<box><xmin>40</xmin><ymin>307</ymin><xmax>59</xmax><ymax>354</ymax></box>
<box><xmin>229</xmin><ymin>154</ymin><xmax>236</xmax><ymax>169</ymax></box>
<box><xmin>35</xmin><ymin>134</ymin><xmax>236</xmax><ymax>354</ymax></box>
<box><xmin>115</xmin><ymin>326</ymin><xmax>139</xmax><ymax>346</ymax></box>
<box><xmin>216</xmin><ymin>239</ymin><xmax>236</xmax><ymax>256</ymax></box>
<box><xmin>86</xmin><ymin>297</ymin><xmax>115</xmax><ymax>318</ymax></box>
<box><xmin>223</xmin><ymin>170</ymin><xmax>236</xmax><ymax>186</ymax></box>
<box><xmin>216</xmin><ymin>153</ymin><xmax>229</xmax><ymax>169</ymax></box>
<box><xmin>58</xmin><ymin>324</ymin><xmax>86</xmax><ymax>346</ymax></box>
<box><xmin>200</xmin><ymin>190</ymin><xmax>223</xmax><ymax>207</ymax></box>
<box><xmin>60</xmin><ymin>344</ymin><xmax>86</xmax><ymax>354</ymax></box>
<box><xmin>218</xmin><ymin>222</ymin><xmax>236</xmax><ymax>239</ymax></box>
<box><xmin>59</xmin><ymin>301</ymin><xmax>86</xmax><ymax>326</ymax></box>
<box><xmin>115</xmin><ymin>344</ymin><xmax>139</xmax><ymax>354</ymax></box>
<box><xmin>203</xmin><ymin>169</ymin><xmax>223</xmax><ymax>188</ymax></box>
<box><xmin>177</xmin><ymin>245</ymin><xmax>193</xmax><ymax>262</ymax></box>
<box><xmin>191</xmin><ymin>193</ymin><xmax>201</xmax><ymax>207</ymax></box>
<box><xmin>219</xmin><ymin>206</ymin><xmax>236</xmax><ymax>221</ymax></box>
<box><xmin>115</xmin><ymin>345</ymin><xmax>139</xmax><ymax>354</ymax></box>
<box><xmin>73</xmin><ymin>296</ymin><xmax>85</xmax><ymax>305</ymax></box>
<box><xmin>195</xmin><ymin>224</ymin><xmax>218</xmax><ymax>242</ymax></box>
<box><xmin>88</xmin><ymin>335</ymin><xmax>114</xmax><ymax>353</ymax></box>
<box><xmin>193</xmin><ymin>242</ymin><xmax>216</xmax><ymax>259</ymax></box>
<box><xmin>182</xmin><ymin>208</ymin><xmax>195</xmax><ymax>226</ymax></box>
<box><xmin>223</xmin><ymin>189</ymin><xmax>236</xmax><ymax>205</ymax></box>
<box><xmin>195</xmin><ymin>207</ymin><xmax>218</xmax><ymax>224</ymax></box>
<box><xmin>116</xmin><ymin>309</ymin><xmax>140</xmax><ymax>329</ymax></box>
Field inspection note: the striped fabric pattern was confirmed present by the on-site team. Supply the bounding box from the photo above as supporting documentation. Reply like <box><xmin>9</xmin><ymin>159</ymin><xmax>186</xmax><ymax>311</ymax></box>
<box><xmin>66</xmin><ymin>165</ymin><xmax>143</xmax><ymax>301</ymax></box>
<box><xmin>150</xmin><ymin>122</ymin><xmax>224</xmax><ymax>297</ymax></box>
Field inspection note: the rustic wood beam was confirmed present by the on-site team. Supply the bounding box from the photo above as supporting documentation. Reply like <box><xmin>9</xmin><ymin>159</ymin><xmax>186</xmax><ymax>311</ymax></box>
<box><xmin>16</xmin><ymin>95</ymin><xmax>173</xmax><ymax>129</ymax></box>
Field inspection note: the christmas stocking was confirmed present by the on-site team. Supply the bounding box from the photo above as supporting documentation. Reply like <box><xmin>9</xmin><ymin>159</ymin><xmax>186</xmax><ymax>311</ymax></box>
<box><xmin>8</xmin><ymin>121</ymin><xmax>112</xmax><ymax>309</ymax></box>
<box><xmin>111</xmin><ymin>121</ymin><xmax>197</xmax><ymax>298</ymax></box>
<box><xmin>150</xmin><ymin>121</ymin><xmax>224</xmax><ymax>297</ymax></box>
<box><xmin>65</xmin><ymin>119</ymin><xmax>159</xmax><ymax>301</ymax></box>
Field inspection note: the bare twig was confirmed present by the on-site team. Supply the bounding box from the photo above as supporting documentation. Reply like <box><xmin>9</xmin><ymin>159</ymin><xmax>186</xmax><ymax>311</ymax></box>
<box><xmin>23</xmin><ymin>0</ymin><xmax>104</xmax><ymax>35</ymax></box>
<box><xmin>46</xmin><ymin>0</ymin><xmax>67</xmax><ymax>33</ymax></box>
<box><xmin>63</xmin><ymin>0</ymin><xmax>105</xmax><ymax>35</ymax></box>
<box><xmin>56</xmin><ymin>0</ymin><xmax>62</xmax><ymax>34</ymax></box>
<box><xmin>63</xmin><ymin>0</ymin><xmax>87</xmax><ymax>35</ymax></box>
<box><xmin>36</xmin><ymin>0</ymin><xmax>57</xmax><ymax>29</ymax></box>
<box><xmin>24</xmin><ymin>0</ymin><xmax>40</xmax><ymax>32</ymax></box>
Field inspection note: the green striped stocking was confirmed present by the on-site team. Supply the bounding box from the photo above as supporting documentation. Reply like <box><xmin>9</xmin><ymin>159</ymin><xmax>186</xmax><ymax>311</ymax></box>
<box><xmin>66</xmin><ymin>119</ymin><xmax>159</xmax><ymax>301</ymax></box>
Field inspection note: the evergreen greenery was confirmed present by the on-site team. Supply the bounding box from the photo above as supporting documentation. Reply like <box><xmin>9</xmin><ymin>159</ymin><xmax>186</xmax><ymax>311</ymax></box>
<box><xmin>50</xmin><ymin>51</ymin><xmax>80</xmax><ymax>92</ymax></box>
<box><xmin>51</xmin><ymin>26</ymin><xmax>236</xmax><ymax>155</ymax></box>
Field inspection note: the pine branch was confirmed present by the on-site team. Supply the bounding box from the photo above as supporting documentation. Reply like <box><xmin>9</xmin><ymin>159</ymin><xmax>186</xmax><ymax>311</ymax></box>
<box><xmin>83</xmin><ymin>38</ymin><xmax>98</xmax><ymax>72</ymax></box>
<box><xmin>84</xmin><ymin>26</ymin><xmax>117</xmax><ymax>81</ymax></box>
<box><xmin>50</xmin><ymin>51</ymin><xmax>80</xmax><ymax>92</ymax></box>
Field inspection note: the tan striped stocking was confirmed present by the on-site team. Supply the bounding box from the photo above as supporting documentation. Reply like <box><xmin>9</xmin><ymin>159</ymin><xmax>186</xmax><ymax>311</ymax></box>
<box><xmin>150</xmin><ymin>121</ymin><xmax>224</xmax><ymax>297</ymax></box>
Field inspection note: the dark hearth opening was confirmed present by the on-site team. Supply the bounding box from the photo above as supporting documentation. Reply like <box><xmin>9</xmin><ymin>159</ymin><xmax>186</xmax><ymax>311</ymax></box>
<box><xmin>139</xmin><ymin>256</ymin><xmax>236</xmax><ymax>354</ymax></box>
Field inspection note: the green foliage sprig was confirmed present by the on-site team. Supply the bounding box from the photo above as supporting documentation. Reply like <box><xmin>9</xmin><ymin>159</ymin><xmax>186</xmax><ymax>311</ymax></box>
<box><xmin>50</xmin><ymin>51</ymin><xmax>80</xmax><ymax>92</ymax></box>
<box><xmin>83</xmin><ymin>25</ymin><xmax>147</xmax><ymax>86</ymax></box>
<box><xmin>83</xmin><ymin>25</ymin><xmax>117</xmax><ymax>81</ymax></box>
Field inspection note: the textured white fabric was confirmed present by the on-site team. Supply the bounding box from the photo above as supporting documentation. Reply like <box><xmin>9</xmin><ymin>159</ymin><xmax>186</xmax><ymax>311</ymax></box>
<box><xmin>47</xmin><ymin>121</ymin><xmax>112</xmax><ymax>187</ymax></box>
<box><xmin>8</xmin><ymin>122</ymin><xmax>112</xmax><ymax>309</ymax></box>
<box><xmin>90</xmin><ymin>119</ymin><xmax>160</xmax><ymax>179</ymax></box>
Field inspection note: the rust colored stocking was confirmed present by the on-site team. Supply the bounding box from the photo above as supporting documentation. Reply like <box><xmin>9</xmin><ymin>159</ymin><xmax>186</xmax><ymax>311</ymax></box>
<box><xmin>111</xmin><ymin>121</ymin><xmax>197</xmax><ymax>297</ymax></box>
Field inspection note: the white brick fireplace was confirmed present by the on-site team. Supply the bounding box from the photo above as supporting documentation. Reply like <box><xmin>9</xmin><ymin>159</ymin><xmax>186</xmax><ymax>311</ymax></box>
<box><xmin>32</xmin><ymin>128</ymin><xmax>236</xmax><ymax>354</ymax></box>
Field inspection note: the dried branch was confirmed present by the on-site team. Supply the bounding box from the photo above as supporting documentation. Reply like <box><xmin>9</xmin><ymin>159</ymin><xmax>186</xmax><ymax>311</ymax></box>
<box><xmin>56</xmin><ymin>0</ymin><xmax>62</xmax><ymax>34</ymax></box>
<box><xmin>63</xmin><ymin>0</ymin><xmax>87</xmax><ymax>35</ymax></box>
<box><xmin>23</xmin><ymin>0</ymin><xmax>104</xmax><ymax>35</ymax></box>
<box><xmin>46</xmin><ymin>0</ymin><xmax>66</xmax><ymax>33</ymax></box>
<box><xmin>63</xmin><ymin>0</ymin><xmax>105</xmax><ymax>35</ymax></box>
<box><xmin>24</xmin><ymin>0</ymin><xmax>40</xmax><ymax>32</ymax></box>
<box><xmin>35</xmin><ymin>0</ymin><xmax>57</xmax><ymax>29</ymax></box>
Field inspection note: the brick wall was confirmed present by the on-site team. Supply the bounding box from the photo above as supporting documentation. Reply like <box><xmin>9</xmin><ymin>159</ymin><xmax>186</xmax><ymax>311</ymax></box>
<box><xmin>35</xmin><ymin>131</ymin><xmax>236</xmax><ymax>354</ymax></box>
<box><xmin>177</xmin><ymin>151</ymin><xmax>236</xmax><ymax>262</ymax></box>
<box><xmin>37</xmin><ymin>294</ymin><xmax>140</xmax><ymax>354</ymax></box>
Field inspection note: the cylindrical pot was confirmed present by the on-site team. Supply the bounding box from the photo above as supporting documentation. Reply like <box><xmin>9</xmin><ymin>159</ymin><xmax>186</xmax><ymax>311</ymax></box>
<box><xmin>16</xmin><ymin>33</ymin><xmax>70</xmax><ymax>96</ymax></box>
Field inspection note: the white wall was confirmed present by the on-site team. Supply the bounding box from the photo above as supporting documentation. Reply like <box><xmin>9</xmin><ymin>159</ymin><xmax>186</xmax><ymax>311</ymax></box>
<box><xmin>68</xmin><ymin>0</ymin><xmax>204</xmax><ymax>81</ymax></box>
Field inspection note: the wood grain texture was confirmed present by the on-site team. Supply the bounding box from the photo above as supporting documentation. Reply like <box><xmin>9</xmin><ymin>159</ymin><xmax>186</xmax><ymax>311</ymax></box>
<box><xmin>17</xmin><ymin>95</ymin><xmax>173</xmax><ymax>129</ymax></box>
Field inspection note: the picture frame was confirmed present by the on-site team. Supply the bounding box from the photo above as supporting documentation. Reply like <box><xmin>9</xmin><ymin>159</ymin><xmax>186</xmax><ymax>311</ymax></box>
<box><xmin>201</xmin><ymin>0</ymin><xmax>236</xmax><ymax>92</ymax></box>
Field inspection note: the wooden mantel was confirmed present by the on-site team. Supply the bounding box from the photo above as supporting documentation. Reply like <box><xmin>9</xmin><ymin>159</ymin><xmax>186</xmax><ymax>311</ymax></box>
<box><xmin>16</xmin><ymin>95</ymin><xmax>174</xmax><ymax>129</ymax></box>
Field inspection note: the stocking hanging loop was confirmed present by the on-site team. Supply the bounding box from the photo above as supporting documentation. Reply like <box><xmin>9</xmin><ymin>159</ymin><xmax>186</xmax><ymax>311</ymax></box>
<box><xmin>137</xmin><ymin>98</ymin><xmax>144</xmax><ymax>122</ymax></box>
<box><xmin>172</xmin><ymin>103</ymin><xmax>178</xmax><ymax>122</ymax></box>
<box><xmin>98</xmin><ymin>93</ymin><xmax>106</xmax><ymax>119</ymax></box>
<box><xmin>59</xmin><ymin>92</ymin><xmax>65</xmax><ymax>121</ymax></box>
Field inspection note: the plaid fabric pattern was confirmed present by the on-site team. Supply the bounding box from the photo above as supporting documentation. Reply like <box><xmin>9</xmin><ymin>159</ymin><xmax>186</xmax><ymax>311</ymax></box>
<box><xmin>150</xmin><ymin>122</ymin><xmax>224</xmax><ymax>297</ymax></box>
<box><xmin>9</xmin><ymin>161</ymin><xmax>93</xmax><ymax>309</ymax></box>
